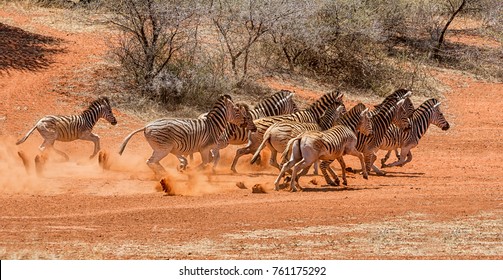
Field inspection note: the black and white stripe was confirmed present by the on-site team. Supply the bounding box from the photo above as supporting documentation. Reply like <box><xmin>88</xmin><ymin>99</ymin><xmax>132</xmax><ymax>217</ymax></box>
<box><xmin>275</xmin><ymin>103</ymin><xmax>373</xmax><ymax>191</ymax></box>
<box><xmin>250</xmin><ymin>103</ymin><xmax>346</xmax><ymax>170</ymax></box>
<box><xmin>118</xmin><ymin>95</ymin><xmax>245</xmax><ymax>176</ymax></box>
<box><xmin>354</xmin><ymin>89</ymin><xmax>412</xmax><ymax>176</ymax></box>
<box><xmin>230</xmin><ymin>90</ymin><xmax>345</xmax><ymax>173</ymax></box>
<box><xmin>16</xmin><ymin>97</ymin><xmax>117</xmax><ymax>160</ymax></box>
<box><xmin>380</xmin><ymin>98</ymin><xmax>450</xmax><ymax>168</ymax></box>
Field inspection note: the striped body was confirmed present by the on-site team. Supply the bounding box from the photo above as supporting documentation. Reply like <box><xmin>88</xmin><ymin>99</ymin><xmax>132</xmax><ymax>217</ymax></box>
<box><xmin>230</xmin><ymin>90</ymin><xmax>344</xmax><ymax>173</ymax></box>
<box><xmin>250</xmin><ymin>103</ymin><xmax>345</xmax><ymax>170</ymax></box>
<box><xmin>16</xmin><ymin>97</ymin><xmax>117</xmax><ymax>160</ymax></box>
<box><xmin>204</xmin><ymin>90</ymin><xmax>298</xmax><ymax>169</ymax></box>
<box><xmin>220</xmin><ymin>90</ymin><xmax>299</xmax><ymax>147</ymax></box>
<box><xmin>354</xmin><ymin>90</ymin><xmax>412</xmax><ymax>175</ymax></box>
<box><xmin>118</xmin><ymin>95</ymin><xmax>246</xmax><ymax>176</ymax></box>
<box><xmin>380</xmin><ymin>98</ymin><xmax>450</xmax><ymax>168</ymax></box>
<box><xmin>275</xmin><ymin>103</ymin><xmax>372</xmax><ymax>191</ymax></box>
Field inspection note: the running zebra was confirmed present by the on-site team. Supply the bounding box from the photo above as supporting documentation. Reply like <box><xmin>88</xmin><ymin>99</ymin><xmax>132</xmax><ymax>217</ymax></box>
<box><xmin>118</xmin><ymin>95</ymin><xmax>247</xmax><ymax>176</ymax></box>
<box><xmin>380</xmin><ymin>98</ymin><xmax>450</xmax><ymax>168</ymax></box>
<box><xmin>16</xmin><ymin>97</ymin><xmax>117</xmax><ymax>160</ymax></box>
<box><xmin>250</xmin><ymin>103</ymin><xmax>346</xmax><ymax>170</ymax></box>
<box><xmin>230</xmin><ymin>90</ymin><xmax>345</xmax><ymax>173</ymax></box>
<box><xmin>195</xmin><ymin>90</ymin><xmax>299</xmax><ymax>166</ymax></box>
<box><xmin>276</xmin><ymin>103</ymin><xmax>373</xmax><ymax>191</ymax></box>
<box><xmin>355</xmin><ymin>90</ymin><xmax>412</xmax><ymax>176</ymax></box>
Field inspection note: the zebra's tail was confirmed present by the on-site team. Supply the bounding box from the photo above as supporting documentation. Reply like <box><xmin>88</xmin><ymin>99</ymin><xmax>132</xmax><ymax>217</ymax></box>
<box><xmin>16</xmin><ymin>124</ymin><xmax>38</xmax><ymax>145</ymax></box>
<box><xmin>118</xmin><ymin>127</ymin><xmax>145</xmax><ymax>155</ymax></box>
<box><xmin>250</xmin><ymin>130</ymin><xmax>271</xmax><ymax>164</ymax></box>
<box><xmin>280</xmin><ymin>135</ymin><xmax>301</xmax><ymax>166</ymax></box>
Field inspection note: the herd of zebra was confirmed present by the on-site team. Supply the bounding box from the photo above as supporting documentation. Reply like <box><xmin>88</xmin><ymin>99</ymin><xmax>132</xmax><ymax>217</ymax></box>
<box><xmin>15</xmin><ymin>89</ymin><xmax>450</xmax><ymax>191</ymax></box>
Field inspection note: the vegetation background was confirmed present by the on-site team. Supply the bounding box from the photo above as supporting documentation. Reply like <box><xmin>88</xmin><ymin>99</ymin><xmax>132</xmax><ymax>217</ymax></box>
<box><xmin>3</xmin><ymin>0</ymin><xmax>502</xmax><ymax>116</ymax></box>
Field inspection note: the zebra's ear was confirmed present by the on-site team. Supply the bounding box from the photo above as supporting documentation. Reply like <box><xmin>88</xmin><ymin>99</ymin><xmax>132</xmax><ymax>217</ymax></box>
<box><xmin>397</xmin><ymin>98</ymin><xmax>406</xmax><ymax>106</ymax></box>
<box><xmin>360</xmin><ymin>108</ymin><xmax>369</xmax><ymax>116</ymax></box>
<box><xmin>433</xmin><ymin>101</ymin><xmax>442</xmax><ymax>108</ymax></box>
<box><xmin>335</xmin><ymin>91</ymin><xmax>344</xmax><ymax>102</ymax></box>
<box><xmin>404</xmin><ymin>91</ymin><xmax>412</xmax><ymax>98</ymax></box>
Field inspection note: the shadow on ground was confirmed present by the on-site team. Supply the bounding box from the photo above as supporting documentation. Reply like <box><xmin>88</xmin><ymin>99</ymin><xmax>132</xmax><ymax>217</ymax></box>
<box><xmin>0</xmin><ymin>23</ymin><xmax>65</xmax><ymax>74</ymax></box>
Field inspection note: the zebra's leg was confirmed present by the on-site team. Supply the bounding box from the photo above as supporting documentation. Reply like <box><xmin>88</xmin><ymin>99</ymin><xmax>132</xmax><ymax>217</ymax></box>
<box><xmin>80</xmin><ymin>132</ymin><xmax>101</xmax><ymax>159</ymax></box>
<box><xmin>386</xmin><ymin>146</ymin><xmax>411</xmax><ymax>168</ymax></box>
<box><xmin>381</xmin><ymin>150</ymin><xmax>392</xmax><ymax>168</ymax></box>
<box><xmin>176</xmin><ymin>155</ymin><xmax>188</xmax><ymax>171</ymax></box>
<box><xmin>52</xmin><ymin>146</ymin><xmax>70</xmax><ymax>162</ymax></box>
<box><xmin>335</xmin><ymin>157</ymin><xmax>348</xmax><ymax>186</ymax></box>
<box><xmin>40</xmin><ymin>138</ymin><xmax>70</xmax><ymax>161</ymax></box>
<box><xmin>320</xmin><ymin>160</ymin><xmax>339</xmax><ymax>186</ymax></box>
<box><xmin>274</xmin><ymin>158</ymin><xmax>297</xmax><ymax>191</ymax></box>
<box><xmin>146</xmin><ymin>149</ymin><xmax>169</xmax><ymax>178</ymax></box>
<box><xmin>394</xmin><ymin>149</ymin><xmax>400</xmax><ymax>160</ymax></box>
<box><xmin>196</xmin><ymin>148</ymin><xmax>213</xmax><ymax>170</ymax></box>
<box><xmin>402</xmin><ymin>151</ymin><xmax>413</xmax><ymax>166</ymax></box>
<box><xmin>326</xmin><ymin>165</ymin><xmax>340</xmax><ymax>184</ymax></box>
<box><xmin>268</xmin><ymin>149</ymin><xmax>281</xmax><ymax>170</ymax></box>
<box><xmin>369</xmin><ymin>152</ymin><xmax>386</xmax><ymax>176</ymax></box>
<box><xmin>349</xmin><ymin>148</ymin><xmax>368</xmax><ymax>180</ymax></box>
<box><xmin>313</xmin><ymin>160</ymin><xmax>319</xmax><ymax>175</ymax></box>
<box><xmin>211</xmin><ymin>149</ymin><xmax>221</xmax><ymax>173</ymax></box>
<box><xmin>291</xmin><ymin>158</ymin><xmax>311</xmax><ymax>192</ymax></box>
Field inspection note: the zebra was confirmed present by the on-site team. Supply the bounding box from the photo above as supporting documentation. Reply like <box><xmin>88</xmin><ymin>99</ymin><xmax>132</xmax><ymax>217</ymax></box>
<box><xmin>230</xmin><ymin>90</ymin><xmax>345</xmax><ymax>173</ymax></box>
<box><xmin>250</xmin><ymin>103</ymin><xmax>346</xmax><ymax>171</ymax></box>
<box><xmin>193</xmin><ymin>89</ymin><xmax>299</xmax><ymax>167</ymax></box>
<box><xmin>379</xmin><ymin>98</ymin><xmax>450</xmax><ymax>168</ymax></box>
<box><xmin>118</xmin><ymin>94</ymin><xmax>248</xmax><ymax>176</ymax></box>
<box><xmin>275</xmin><ymin>103</ymin><xmax>373</xmax><ymax>191</ymax></box>
<box><xmin>354</xmin><ymin>90</ymin><xmax>412</xmax><ymax>176</ymax></box>
<box><xmin>16</xmin><ymin>97</ymin><xmax>117</xmax><ymax>160</ymax></box>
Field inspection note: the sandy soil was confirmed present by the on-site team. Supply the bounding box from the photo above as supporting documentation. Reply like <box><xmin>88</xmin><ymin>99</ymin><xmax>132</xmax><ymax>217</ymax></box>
<box><xmin>0</xmin><ymin>5</ymin><xmax>502</xmax><ymax>259</ymax></box>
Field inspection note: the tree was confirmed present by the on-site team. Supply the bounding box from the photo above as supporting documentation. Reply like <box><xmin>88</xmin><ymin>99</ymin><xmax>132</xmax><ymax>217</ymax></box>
<box><xmin>429</xmin><ymin>0</ymin><xmax>467</xmax><ymax>60</ymax></box>
<box><xmin>109</xmin><ymin>0</ymin><xmax>196</xmax><ymax>95</ymax></box>
<box><xmin>209</xmin><ymin>0</ymin><xmax>296</xmax><ymax>84</ymax></box>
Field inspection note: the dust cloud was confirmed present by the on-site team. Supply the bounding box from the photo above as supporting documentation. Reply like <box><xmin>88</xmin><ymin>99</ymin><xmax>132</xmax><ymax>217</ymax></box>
<box><xmin>1</xmin><ymin>135</ymin><xmax>273</xmax><ymax>196</ymax></box>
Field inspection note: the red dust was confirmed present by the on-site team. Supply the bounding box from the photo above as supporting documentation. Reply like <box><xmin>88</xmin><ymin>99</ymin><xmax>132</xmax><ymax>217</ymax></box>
<box><xmin>0</xmin><ymin>5</ymin><xmax>502</xmax><ymax>259</ymax></box>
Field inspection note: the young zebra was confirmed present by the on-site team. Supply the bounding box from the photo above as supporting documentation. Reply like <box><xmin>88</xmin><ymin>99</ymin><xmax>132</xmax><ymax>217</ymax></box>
<box><xmin>118</xmin><ymin>95</ymin><xmax>247</xmax><ymax>176</ymax></box>
<box><xmin>354</xmin><ymin>90</ymin><xmax>412</xmax><ymax>176</ymax></box>
<box><xmin>250</xmin><ymin>103</ymin><xmax>346</xmax><ymax>170</ymax></box>
<box><xmin>380</xmin><ymin>98</ymin><xmax>450</xmax><ymax>168</ymax></box>
<box><xmin>230</xmin><ymin>90</ymin><xmax>345</xmax><ymax>173</ymax></box>
<box><xmin>16</xmin><ymin>97</ymin><xmax>117</xmax><ymax>160</ymax></box>
<box><xmin>276</xmin><ymin>103</ymin><xmax>373</xmax><ymax>191</ymax></box>
<box><xmin>195</xmin><ymin>90</ymin><xmax>299</xmax><ymax>167</ymax></box>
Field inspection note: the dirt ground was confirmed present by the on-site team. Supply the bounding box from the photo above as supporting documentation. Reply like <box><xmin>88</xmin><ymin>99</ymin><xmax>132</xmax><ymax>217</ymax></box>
<box><xmin>0</xmin><ymin>5</ymin><xmax>502</xmax><ymax>260</ymax></box>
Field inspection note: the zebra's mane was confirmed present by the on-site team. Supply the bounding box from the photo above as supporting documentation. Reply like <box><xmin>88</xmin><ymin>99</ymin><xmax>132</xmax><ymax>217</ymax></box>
<box><xmin>306</xmin><ymin>90</ymin><xmax>343</xmax><ymax>112</ymax></box>
<box><xmin>336</xmin><ymin>103</ymin><xmax>366</xmax><ymax>129</ymax></box>
<box><xmin>374</xmin><ymin>89</ymin><xmax>410</xmax><ymax>110</ymax></box>
<box><xmin>254</xmin><ymin>90</ymin><xmax>294</xmax><ymax>111</ymax></box>
<box><xmin>206</xmin><ymin>95</ymin><xmax>232</xmax><ymax>119</ymax></box>
<box><xmin>412</xmin><ymin>98</ymin><xmax>440</xmax><ymax>117</ymax></box>
<box><xmin>82</xmin><ymin>97</ymin><xmax>110</xmax><ymax>114</ymax></box>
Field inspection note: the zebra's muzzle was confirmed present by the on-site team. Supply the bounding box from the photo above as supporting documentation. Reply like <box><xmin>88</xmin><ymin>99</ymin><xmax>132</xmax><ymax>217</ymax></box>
<box><xmin>111</xmin><ymin>120</ymin><xmax>117</xmax><ymax>125</ymax></box>
<box><xmin>442</xmin><ymin>123</ymin><xmax>450</xmax><ymax>131</ymax></box>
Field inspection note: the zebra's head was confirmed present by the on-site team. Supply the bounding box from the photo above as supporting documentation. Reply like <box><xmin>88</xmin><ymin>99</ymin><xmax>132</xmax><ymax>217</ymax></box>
<box><xmin>392</xmin><ymin>96</ymin><xmax>412</xmax><ymax>131</ymax></box>
<box><xmin>319</xmin><ymin>103</ymin><xmax>346</xmax><ymax>128</ymax></box>
<box><xmin>431</xmin><ymin>100</ymin><xmax>450</xmax><ymax>131</ymax></box>
<box><xmin>236</xmin><ymin>103</ymin><xmax>257</xmax><ymax>132</ymax></box>
<box><xmin>98</xmin><ymin>97</ymin><xmax>117</xmax><ymax>126</ymax></box>
<box><xmin>220</xmin><ymin>95</ymin><xmax>247</xmax><ymax>127</ymax></box>
<box><xmin>357</xmin><ymin>108</ymin><xmax>373</xmax><ymax>136</ymax></box>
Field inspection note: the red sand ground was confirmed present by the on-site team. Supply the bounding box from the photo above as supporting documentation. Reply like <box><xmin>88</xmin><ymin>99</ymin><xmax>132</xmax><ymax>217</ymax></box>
<box><xmin>0</xmin><ymin>6</ymin><xmax>502</xmax><ymax>259</ymax></box>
